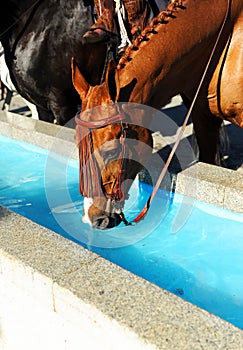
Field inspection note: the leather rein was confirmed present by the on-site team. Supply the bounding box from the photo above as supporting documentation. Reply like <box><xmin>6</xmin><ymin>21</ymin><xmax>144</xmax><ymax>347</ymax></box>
<box><xmin>76</xmin><ymin>0</ymin><xmax>231</xmax><ymax>226</ymax></box>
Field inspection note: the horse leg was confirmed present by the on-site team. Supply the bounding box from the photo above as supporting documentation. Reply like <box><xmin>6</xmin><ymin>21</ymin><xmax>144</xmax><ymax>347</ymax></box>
<box><xmin>36</xmin><ymin>106</ymin><xmax>55</xmax><ymax>123</ymax></box>
<box><xmin>47</xmin><ymin>93</ymin><xmax>80</xmax><ymax>126</ymax></box>
<box><xmin>0</xmin><ymin>81</ymin><xmax>5</xmax><ymax>100</ymax></box>
<box><xmin>21</xmin><ymin>98</ymin><xmax>39</xmax><ymax>120</ymax></box>
<box><xmin>5</xmin><ymin>88</ymin><xmax>13</xmax><ymax>105</ymax></box>
<box><xmin>192</xmin><ymin>109</ymin><xmax>223</xmax><ymax>165</ymax></box>
<box><xmin>2</xmin><ymin>87</ymin><xmax>13</xmax><ymax>111</ymax></box>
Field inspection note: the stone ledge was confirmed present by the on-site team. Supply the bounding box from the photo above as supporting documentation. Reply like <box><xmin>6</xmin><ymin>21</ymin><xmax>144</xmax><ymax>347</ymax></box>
<box><xmin>176</xmin><ymin>162</ymin><xmax>243</xmax><ymax>213</ymax></box>
<box><xmin>0</xmin><ymin>112</ymin><xmax>78</xmax><ymax>160</ymax></box>
<box><xmin>0</xmin><ymin>206</ymin><xmax>243</xmax><ymax>349</ymax></box>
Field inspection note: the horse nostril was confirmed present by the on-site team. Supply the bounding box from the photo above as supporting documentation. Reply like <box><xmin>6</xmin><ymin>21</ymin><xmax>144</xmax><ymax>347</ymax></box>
<box><xmin>92</xmin><ymin>215</ymin><xmax>110</xmax><ymax>230</ymax></box>
<box><xmin>92</xmin><ymin>214</ymin><xmax>122</xmax><ymax>230</ymax></box>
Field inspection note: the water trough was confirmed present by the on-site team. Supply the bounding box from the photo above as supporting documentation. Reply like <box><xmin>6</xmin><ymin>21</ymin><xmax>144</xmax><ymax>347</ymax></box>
<box><xmin>0</xmin><ymin>96</ymin><xmax>243</xmax><ymax>349</ymax></box>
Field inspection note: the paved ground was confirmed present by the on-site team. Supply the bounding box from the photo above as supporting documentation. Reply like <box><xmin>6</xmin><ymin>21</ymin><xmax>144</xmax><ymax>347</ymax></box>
<box><xmin>2</xmin><ymin>93</ymin><xmax>243</xmax><ymax>174</ymax></box>
<box><xmin>160</xmin><ymin>95</ymin><xmax>243</xmax><ymax>173</ymax></box>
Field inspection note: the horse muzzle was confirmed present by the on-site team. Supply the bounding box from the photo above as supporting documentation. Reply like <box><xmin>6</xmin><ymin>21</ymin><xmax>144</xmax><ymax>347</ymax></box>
<box><xmin>91</xmin><ymin>211</ymin><xmax>122</xmax><ymax>230</ymax></box>
<box><xmin>82</xmin><ymin>197</ymin><xmax>123</xmax><ymax>230</ymax></box>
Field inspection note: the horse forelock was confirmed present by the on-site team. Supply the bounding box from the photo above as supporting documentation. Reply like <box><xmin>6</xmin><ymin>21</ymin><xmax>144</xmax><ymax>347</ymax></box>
<box><xmin>117</xmin><ymin>0</ymin><xmax>186</xmax><ymax>69</ymax></box>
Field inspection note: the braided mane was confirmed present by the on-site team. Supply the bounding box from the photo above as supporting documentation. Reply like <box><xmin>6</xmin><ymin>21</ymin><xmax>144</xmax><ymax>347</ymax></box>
<box><xmin>117</xmin><ymin>0</ymin><xmax>186</xmax><ymax>69</ymax></box>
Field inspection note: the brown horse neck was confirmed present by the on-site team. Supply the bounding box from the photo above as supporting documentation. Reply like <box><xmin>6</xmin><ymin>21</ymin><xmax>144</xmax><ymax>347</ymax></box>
<box><xmin>115</xmin><ymin>0</ymin><xmax>236</xmax><ymax>107</ymax></box>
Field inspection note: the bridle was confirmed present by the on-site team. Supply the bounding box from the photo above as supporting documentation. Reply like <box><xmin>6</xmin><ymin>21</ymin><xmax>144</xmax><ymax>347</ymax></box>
<box><xmin>76</xmin><ymin>0</ymin><xmax>231</xmax><ymax>226</ymax></box>
<box><xmin>75</xmin><ymin>111</ymin><xmax>132</xmax><ymax>225</ymax></box>
<box><xmin>102</xmin><ymin>123</ymin><xmax>129</xmax><ymax>202</ymax></box>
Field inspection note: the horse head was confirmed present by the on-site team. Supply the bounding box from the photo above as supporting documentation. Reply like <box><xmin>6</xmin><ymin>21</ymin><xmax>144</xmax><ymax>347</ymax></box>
<box><xmin>72</xmin><ymin>58</ymin><xmax>153</xmax><ymax>229</ymax></box>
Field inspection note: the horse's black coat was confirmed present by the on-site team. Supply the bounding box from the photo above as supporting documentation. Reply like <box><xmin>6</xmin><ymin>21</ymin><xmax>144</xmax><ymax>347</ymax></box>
<box><xmin>0</xmin><ymin>0</ymin><xmax>108</xmax><ymax>124</ymax></box>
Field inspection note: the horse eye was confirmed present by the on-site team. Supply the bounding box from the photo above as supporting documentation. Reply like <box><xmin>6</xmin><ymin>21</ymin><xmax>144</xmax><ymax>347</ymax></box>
<box><xmin>103</xmin><ymin>148</ymin><xmax>120</xmax><ymax>161</ymax></box>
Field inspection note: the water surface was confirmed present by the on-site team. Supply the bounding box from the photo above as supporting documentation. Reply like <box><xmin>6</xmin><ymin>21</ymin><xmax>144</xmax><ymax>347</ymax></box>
<box><xmin>0</xmin><ymin>134</ymin><xmax>243</xmax><ymax>329</ymax></box>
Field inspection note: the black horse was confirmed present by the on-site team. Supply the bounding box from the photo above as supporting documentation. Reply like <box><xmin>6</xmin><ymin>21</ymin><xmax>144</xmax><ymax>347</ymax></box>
<box><xmin>0</xmin><ymin>0</ymin><xmax>108</xmax><ymax>125</ymax></box>
<box><xmin>0</xmin><ymin>0</ymin><xmax>169</xmax><ymax>125</ymax></box>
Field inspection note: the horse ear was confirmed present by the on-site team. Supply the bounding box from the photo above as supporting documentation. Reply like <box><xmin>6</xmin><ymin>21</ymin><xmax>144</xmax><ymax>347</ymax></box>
<box><xmin>71</xmin><ymin>57</ymin><xmax>89</xmax><ymax>100</ymax></box>
<box><xmin>105</xmin><ymin>60</ymin><xmax>118</xmax><ymax>102</ymax></box>
<box><xmin>115</xmin><ymin>70</ymin><xmax>137</xmax><ymax>102</ymax></box>
<box><xmin>105</xmin><ymin>60</ymin><xmax>116</xmax><ymax>80</ymax></box>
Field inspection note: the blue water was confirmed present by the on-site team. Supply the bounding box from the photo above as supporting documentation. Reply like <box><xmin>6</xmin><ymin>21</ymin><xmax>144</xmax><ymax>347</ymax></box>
<box><xmin>0</xmin><ymin>134</ymin><xmax>243</xmax><ymax>329</ymax></box>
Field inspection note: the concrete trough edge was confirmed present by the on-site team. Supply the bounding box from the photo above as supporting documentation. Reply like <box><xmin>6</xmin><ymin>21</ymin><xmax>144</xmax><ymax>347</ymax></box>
<box><xmin>0</xmin><ymin>112</ymin><xmax>243</xmax><ymax>349</ymax></box>
<box><xmin>176</xmin><ymin>162</ymin><xmax>243</xmax><ymax>213</ymax></box>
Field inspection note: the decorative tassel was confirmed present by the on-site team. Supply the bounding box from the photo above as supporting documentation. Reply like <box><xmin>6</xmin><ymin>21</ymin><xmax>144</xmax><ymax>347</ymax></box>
<box><xmin>76</xmin><ymin>125</ymin><xmax>103</xmax><ymax>198</ymax></box>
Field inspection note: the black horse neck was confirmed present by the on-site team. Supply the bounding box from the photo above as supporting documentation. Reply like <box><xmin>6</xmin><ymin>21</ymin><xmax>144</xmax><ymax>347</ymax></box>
<box><xmin>0</xmin><ymin>0</ymin><xmax>43</xmax><ymax>40</ymax></box>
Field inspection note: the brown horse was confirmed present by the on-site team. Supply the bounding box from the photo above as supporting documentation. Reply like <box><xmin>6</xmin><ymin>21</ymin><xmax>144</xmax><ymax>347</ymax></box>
<box><xmin>72</xmin><ymin>0</ymin><xmax>243</xmax><ymax>229</ymax></box>
<box><xmin>73</xmin><ymin>60</ymin><xmax>154</xmax><ymax>229</ymax></box>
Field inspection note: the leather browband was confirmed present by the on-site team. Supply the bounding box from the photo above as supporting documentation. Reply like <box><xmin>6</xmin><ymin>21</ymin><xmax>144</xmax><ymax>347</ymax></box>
<box><xmin>75</xmin><ymin>112</ymin><xmax>125</xmax><ymax>129</ymax></box>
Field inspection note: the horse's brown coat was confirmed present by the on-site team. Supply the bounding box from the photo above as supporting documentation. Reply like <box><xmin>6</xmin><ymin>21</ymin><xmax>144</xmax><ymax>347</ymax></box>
<box><xmin>114</xmin><ymin>0</ymin><xmax>243</xmax><ymax>163</ymax></box>
<box><xmin>73</xmin><ymin>0</ymin><xmax>243</xmax><ymax>228</ymax></box>
<box><xmin>72</xmin><ymin>59</ymin><xmax>153</xmax><ymax>229</ymax></box>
